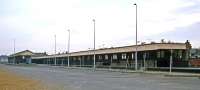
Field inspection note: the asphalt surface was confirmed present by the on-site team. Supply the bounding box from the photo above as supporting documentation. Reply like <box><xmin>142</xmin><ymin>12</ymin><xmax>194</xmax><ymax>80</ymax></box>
<box><xmin>2</xmin><ymin>64</ymin><xmax>200</xmax><ymax>90</ymax></box>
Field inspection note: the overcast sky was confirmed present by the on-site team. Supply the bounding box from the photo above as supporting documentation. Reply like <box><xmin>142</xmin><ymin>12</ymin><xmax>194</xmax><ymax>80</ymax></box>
<box><xmin>0</xmin><ymin>0</ymin><xmax>200</xmax><ymax>55</ymax></box>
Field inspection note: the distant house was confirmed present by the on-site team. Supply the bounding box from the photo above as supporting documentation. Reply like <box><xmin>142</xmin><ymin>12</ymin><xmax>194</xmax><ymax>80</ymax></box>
<box><xmin>190</xmin><ymin>48</ymin><xmax>200</xmax><ymax>59</ymax></box>
<box><xmin>189</xmin><ymin>48</ymin><xmax>200</xmax><ymax>67</ymax></box>
<box><xmin>0</xmin><ymin>55</ymin><xmax>8</xmax><ymax>63</ymax></box>
<box><xmin>8</xmin><ymin>50</ymin><xmax>47</xmax><ymax>64</ymax></box>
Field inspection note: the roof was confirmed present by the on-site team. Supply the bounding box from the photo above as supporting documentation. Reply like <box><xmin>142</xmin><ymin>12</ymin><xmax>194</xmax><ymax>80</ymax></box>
<box><xmin>0</xmin><ymin>55</ymin><xmax>8</xmax><ymax>58</ymax></box>
<box><xmin>32</xmin><ymin>42</ymin><xmax>189</xmax><ymax>59</ymax></box>
<box><xmin>10</xmin><ymin>50</ymin><xmax>34</xmax><ymax>57</ymax></box>
<box><xmin>32</xmin><ymin>52</ymin><xmax>48</xmax><ymax>57</ymax></box>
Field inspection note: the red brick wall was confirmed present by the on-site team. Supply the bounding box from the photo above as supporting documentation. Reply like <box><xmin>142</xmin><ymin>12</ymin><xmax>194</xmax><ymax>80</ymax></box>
<box><xmin>190</xmin><ymin>59</ymin><xmax>200</xmax><ymax>67</ymax></box>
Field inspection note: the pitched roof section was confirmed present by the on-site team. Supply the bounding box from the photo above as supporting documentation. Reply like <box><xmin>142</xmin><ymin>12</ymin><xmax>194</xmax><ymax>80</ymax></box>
<box><xmin>10</xmin><ymin>50</ymin><xmax>34</xmax><ymax>57</ymax></box>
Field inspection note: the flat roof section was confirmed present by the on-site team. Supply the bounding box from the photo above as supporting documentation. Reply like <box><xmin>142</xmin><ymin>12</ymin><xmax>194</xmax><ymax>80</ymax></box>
<box><xmin>32</xmin><ymin>43</ymin><xmax>187</xmax><ymax>59</ymax></box>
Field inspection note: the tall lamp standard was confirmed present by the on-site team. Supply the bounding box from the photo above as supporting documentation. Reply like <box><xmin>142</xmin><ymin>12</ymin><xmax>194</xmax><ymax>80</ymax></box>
<box><xmin>13</xmin><ymin>39</ymin><xmax>16</xmax><ymax>64</ymax></box>
<box><xmin>134</xmin><ymin>3</ymin><xmax>138</xmax><ymax>71</ymax></box>
<box><xmin>170</xmin><ymin>49</ymin><xmax>173</xmax><ymax>74</ymax></box>
<box><xmin>67</xmin><ymin>29</ymin><xmax>70</xmax><ymax>67</ymax></box>
<box><xmin>93</xmin><ymin>19</ymin><xmax>96</xmax><ymax>70</ymax></box>
<box><xmin>54</xmin><ymin>35</ymin><xmax>57</xmax><ymax>66</ymax></box>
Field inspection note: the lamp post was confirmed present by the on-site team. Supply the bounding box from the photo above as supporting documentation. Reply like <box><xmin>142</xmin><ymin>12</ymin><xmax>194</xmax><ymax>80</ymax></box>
<box><xmin>170</xmin><ymin>49</ymin><xmax>173</xmax><ymax>73</ymax></box>
<box><xmin>13</xmin><ymin>39</ymin><xmax>16</xmax><ymax>64</ymax></box>
<box><xmin>67</xmin><ymin>29</ymin><xmax>70</xmax><ymax>67</ymax></box>
<box><xmin>54</xmin><ymin>35</ymin><xmax>57</xmax><ymax>66</ymax></box>
<box><xmin>134</xmin><ymin>3</ymin><xmax>138</xmax><ymax>71</ymax></box>
<box><xmin>143</xmin><ymin>52</ymin><xmax>146</xmax><ymax>71</ymax></box>
<box><xmin>88</xmin><ymin>48</ymin><xmax>91</xmax><ymax>67</ymax></box>
<box><xmin>93</xmin><ymin>19</ymin><xmax>96</xmax><ymax>70</ymax></box>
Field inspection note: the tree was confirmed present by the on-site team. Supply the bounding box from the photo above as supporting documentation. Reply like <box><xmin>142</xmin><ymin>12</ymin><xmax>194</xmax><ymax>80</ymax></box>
<box><xmin>161</xmin><ymin>39</ymin><xmax>165</xmax><ymax>43</ymax></box>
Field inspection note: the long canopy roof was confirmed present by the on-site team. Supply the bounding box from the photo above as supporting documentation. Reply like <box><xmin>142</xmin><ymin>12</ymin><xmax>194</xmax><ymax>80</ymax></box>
<box><xmin>32</xmin><ymin>43</ymin><xmax>188</xmax><ymax>59</ymax></box>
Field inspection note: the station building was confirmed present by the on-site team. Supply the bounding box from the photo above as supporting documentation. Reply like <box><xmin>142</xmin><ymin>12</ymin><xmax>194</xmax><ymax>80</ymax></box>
<box><xmin>8</xmin><ymin>50</ymin><xmax>47</xmax><ymax>64</ymax></box>
<box><xmin>31</xmin><ymin>41</ymin><xmax>191</xmax><ymax>69</ymax></box>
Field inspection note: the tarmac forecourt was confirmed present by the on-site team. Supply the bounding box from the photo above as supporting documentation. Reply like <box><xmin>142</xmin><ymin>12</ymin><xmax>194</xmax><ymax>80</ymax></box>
<box><xmin>0</xmin><ymin>68</ymin><xmax>48</xmax><ymax>90</ymax></box>
<box><xmin>0</xmin><ymin>67</ymin><xmax>63</xmax><ymax>90</ymax></box>
<box><xmin>6</xmin><ymin>63</ymin><xmax>200</xmax><ymax>78</ymax></box>
<box><xmin>1</xmin><ymin>64</ymin><xmax>200</xmax><ymax>90</ymax></box>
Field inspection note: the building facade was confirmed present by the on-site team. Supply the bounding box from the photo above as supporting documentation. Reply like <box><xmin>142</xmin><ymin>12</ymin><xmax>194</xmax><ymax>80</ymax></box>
<box><xmin>0</xmin><ymin>55</ymin><xmax>8</xmax><ymax>63</ymax></box>
<box><xmin>32</xmin><ymin>41</ymin><xmax>191</xmax><ymax>69</ymax></box>
<box><xmin>8</xmin><ymin>50</ymin><xmax>47</xmax><ymax>64</ymax></box>
<box><xmin>189</xmin><ymin>48</ymin><xmax>200</xmax><ymax>67</ymax></box>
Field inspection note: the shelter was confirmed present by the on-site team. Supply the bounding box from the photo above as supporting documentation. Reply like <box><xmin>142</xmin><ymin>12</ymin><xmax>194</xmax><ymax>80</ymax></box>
<box><xmin>32</xmin><ymin>41</ymin><xmax>191</xmax><ymax>68</ymax></box>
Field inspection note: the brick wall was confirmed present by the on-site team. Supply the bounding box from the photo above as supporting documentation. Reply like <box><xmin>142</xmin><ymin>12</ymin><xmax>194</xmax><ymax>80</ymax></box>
<box><xmin>189</xmin><ymin>59</ymin><xmax>200</xmax><ymax>67</ymax></box>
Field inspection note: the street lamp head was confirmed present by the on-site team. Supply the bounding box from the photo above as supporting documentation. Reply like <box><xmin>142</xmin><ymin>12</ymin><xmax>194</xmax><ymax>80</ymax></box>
<box><xmin>134</xmin><ymin>3</ymin><xmax>137</xmax><ymax>5</ymax></box>
<box><xmin>93</xmin><ymin>19</ymin><xmax>95</xmax><ymax>22</ymax></box>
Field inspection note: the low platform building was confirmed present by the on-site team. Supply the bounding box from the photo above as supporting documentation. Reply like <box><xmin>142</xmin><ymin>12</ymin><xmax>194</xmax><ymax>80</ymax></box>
<box><xmin>8</xmin><ymin>50</ymin><xmax>47</xmax><ymax>64</ymax></box>
<box><xmin>32</xmin><ymin>41</ymin><xmax>191</xmax><ymax>69</ymax></box>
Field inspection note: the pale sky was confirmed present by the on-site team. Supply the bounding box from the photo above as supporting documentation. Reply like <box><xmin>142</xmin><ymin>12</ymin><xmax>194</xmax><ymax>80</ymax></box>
<box><xmin>0</xmin><ymin>0</ymin><xmax>200</xmax><ymax>55</ymax></box>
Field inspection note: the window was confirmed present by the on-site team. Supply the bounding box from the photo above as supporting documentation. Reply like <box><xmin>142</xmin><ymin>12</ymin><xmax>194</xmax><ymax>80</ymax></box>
<box><xmin>87</xmin><ymin>56</ymin><xmax>90</xmax><ymax>60</ymax></box>
<box><xmin>22</xmin><ymin>56</ymin><xmax>25</xmax><ymax>59</ymax></box>
<box><xmin>105</xmin><ymin>55</ymin><xmax>108</xmax><ymax>60</ymax></box>
<box><xmin>122</xmin><ymin>53</ymin><xmax>126</xmax><ymax>59</ymax></box>
<box><xmin>143</xmin><ymin>53</ymin><xmax>147</xmax><ymax>59</ymax></box>
<box><xmin>178</xmin><ymin>50</ymin><xmax>182</xmax><ymax>59</ymax></box>
<box><xmin>132</xmin><ymin>53</ymin><xmax>135</xmax><ymax>59</ymax></box>
<box><xmin>98</xmin><ymin>55</ymin><xmax>102</xmax><ymax>60</ymax></box>
<box><xmin>174</xmin><ymin>50</ymin><xmax>178</xmax><ymax>58</ymax></box>
<box><xmin>113</xmin><ymin>54</ymin><xmax>117</xmax><ymax>60</ymax></box>
<box><xmin>157</xmin><ymin>51</ymin><xmax>161</xmax><ymax>58</ymax></box>
<box><xmin>78</xmin><ymin>57</ymin><xmax>81</xmax><ymax>60</ymax></box>
<box><xmin>161</xmin><ymin>51</ymin><xmax>164</xmax><ymax>58</ymax></box>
